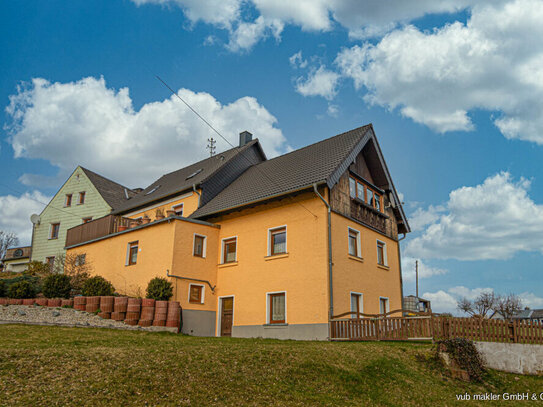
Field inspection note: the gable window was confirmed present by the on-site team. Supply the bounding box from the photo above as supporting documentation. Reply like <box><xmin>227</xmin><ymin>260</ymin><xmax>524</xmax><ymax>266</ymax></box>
<box><xmin>127</xmin><ymin>241</ymin><xmax>138</xmax><ymax>265</ymax></box>
<box><xmin>172</xmin><ymin>204</ymin><xmax>184</xmax><ymax>216</ymax></box>
<box><xmin>348</xmin><ymin>228</ymin><xmax>361</xmax><ymax>257</ymax></box>
<box><xmin>193</xmin><ymin>234</ymin><xmax>206</xmax><ymax>258</ymax></box>
<box><xmin>65</xmin><ymin>194</ymin><xmax>72</xmax><ymax>207</ymax></box>
<box><xmin>82</xmin><ymin>217</ymin><xmax>92</xmax><ymax>224</ymax></box>
<box><xmin>78</xmin><ymin>192</ymin><xmax>86</xmax><ymax>205</ymax></box>
<box><xmin>380</xmin><ymin>297</ymin><xmax>389</xmax><ymax>316</ymax></box>
<box><xmin>349</xmin><ymin>176</ymin><xmax>384</xmax><ymax>213</ymax></box>
<box><xmin>50</xmin><ymin>223</ymin><xmax>60</xmax><ymax>239</ymax></box>
<box><xmin>268</xmin><ymin>292</ymin><xmax>286</xmax><ymax>324</ymax></box>
<box><xmin>351</xmin><ymin>292</ymin><xmax>363</xmax><ymax>318</ymax></box>
<box><xmin>222</xmin><ymin>237</ymin><xmax>237</xmax><ymax>263</ymax></box>
<box><xmin>188</xmin><ymin>284</ymin><xmax>204</xmax><ymax>304</ymax></box>
<box><xmin>377</xmin><ymin>240</ymin><xmax>387</xmax><ymax>266</ymax></box>
<box><xmin>269</xmin><ymin>226</ymin><xmax>286</xmax><ymax>256</ymax></box>
<box><xmin>46</xmin><ymin>256</ymin><xmax>55</xmax><ymax>270</ymax></box>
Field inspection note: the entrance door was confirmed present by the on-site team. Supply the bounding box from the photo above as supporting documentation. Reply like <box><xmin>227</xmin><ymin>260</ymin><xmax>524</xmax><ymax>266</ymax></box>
<box><xmin>220</xmin><ymin>297</ymin><xmax>234</xmax><ymax>336</ymax></box>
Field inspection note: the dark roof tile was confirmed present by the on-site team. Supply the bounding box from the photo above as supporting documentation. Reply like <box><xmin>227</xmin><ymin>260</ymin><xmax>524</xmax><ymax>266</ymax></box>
<box><xmin>80</xmin><ymin>167</ymin><xmax>137</xmax><ymax>210</ymax></box>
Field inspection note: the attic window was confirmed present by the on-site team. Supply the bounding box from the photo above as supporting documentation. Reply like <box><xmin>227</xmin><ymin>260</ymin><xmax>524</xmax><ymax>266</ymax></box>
<box><xmin>186</xmin><ymin>169</ymin><xmax>203</xmax><ymax>180</ymax></box>
<box><xmin>145</xmin><ymin>185</ymin><xmax>161</xmax><ymax>195</ymax></box>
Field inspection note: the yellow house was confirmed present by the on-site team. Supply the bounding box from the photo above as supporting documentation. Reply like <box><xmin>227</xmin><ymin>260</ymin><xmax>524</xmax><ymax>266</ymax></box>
<box><xmin>66</xmin><ymin>125</ymin><xmax>410</xmax><ymax>340</ymax></box>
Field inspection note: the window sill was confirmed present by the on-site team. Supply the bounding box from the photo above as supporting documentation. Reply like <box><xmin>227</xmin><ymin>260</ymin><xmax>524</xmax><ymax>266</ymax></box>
<box><xmin>218</xmin><ymin>262</ymin><xmax>238</xmax><ymax>268</ymax></box>
<box><xmin>48</xmin><ymin>238</ymin><xmax>58</xmax><ymax>240</ymax></box>
<box><xmin>264</xmin><ymin>253</ymin><xmax>289</xmax><ymax>261</ymax></box>
<box><xmin>348</xmin><ymin>255</ymin><xmax>364</xmax><ymax>263</ymax></box>
<box><xmin>263</xmin><ymin>323</ymin><xmax>288</xmax><ymax>328</ymax></box>
<box><xmin>377</xmin><ymin>264</ymin><xmax>390</xmax><ymax>270</ymax></box>
<box><xmin>126</xmin><ymin>263</ymin><xmax>137</xmax><ymax>267</ymax></box>
<box><xmin>189</xmin><ymin>301</ymin><xmax>204</xmax><ymax>305</ymax></box>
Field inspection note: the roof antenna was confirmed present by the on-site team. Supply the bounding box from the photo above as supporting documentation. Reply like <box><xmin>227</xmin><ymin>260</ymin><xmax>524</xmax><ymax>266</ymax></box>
<box><xmin>207</xmin><ymin>137</ymin><xmax>216</xmax><ymax>157</ymax></box>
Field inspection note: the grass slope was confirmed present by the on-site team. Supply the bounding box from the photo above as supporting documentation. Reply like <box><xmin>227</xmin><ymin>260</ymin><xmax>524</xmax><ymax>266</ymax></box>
<box><xmin>0</xmin><ymin>325</ymin><xmax>541</xmax><ymax>406</ymax></box>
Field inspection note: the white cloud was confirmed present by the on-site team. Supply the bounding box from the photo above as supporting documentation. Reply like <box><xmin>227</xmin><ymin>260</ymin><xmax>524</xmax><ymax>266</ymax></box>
<box><xmin>289</xmin><ymin>51</ymin><xmax>308</xmax><ymax>69</ymax></box>
<box><xmin>520</xmin><ymin>292</ymin><xmax>543</xmax><ymax>309</ymax></box>
<box><xmin>326</xmin><ymin>104</ymin><xmax>339</xmax><ymax>118</ymax></box>
<box><xmin>131</xmin><ymin>0</ymin><xmax>487</xmax><ymax>51</ymax></box>
<box><xmin>402</xmin><ymin>257</ymin><xmax>448</xmax><ymax>282</ymax></box>
<box><xmin>448</xmin><ymin>286</ymin><xmax>494</xmax><ymax>301</ymax></box>
<box><xmin>336</xmin><ymin>0</ymin><xmax>543</xmax><ymax>143</ymax></box>
<box><xmin>0</xmin><ymin>191</ymin><xmax>50</xmax><ymax>245</ymax></box>
<box><xmin>131</xmin><ymin>0</ymin><xmax>242</xmax><ymax>29</ymax></box>
<box><xmin>421</xmin><ymin>290</ymin><xmax>458</xmax><ymax>314</ymax></box>
<box><xmin>408</xmin><ymin>205</ymin><xmax>445</xmax><ymax>232</ymax></box>
<box><xmin>226</xmin><ymin>16</ymin><xmax>283</xmax><ymax>52</ymax></box>
<box><xmin>295</xmin><ymin>66</ymin><xmax>340</xmax><ymax>100</ymax></box>
<box><xmin>5</xmin><ymin>77</ymin><xmax>288</xmax><ymax>188</ymax></box>
<box><xmin>406</xmin><ymin>172</ymin><xmax>543</xmax><ymax>261</ymax></box>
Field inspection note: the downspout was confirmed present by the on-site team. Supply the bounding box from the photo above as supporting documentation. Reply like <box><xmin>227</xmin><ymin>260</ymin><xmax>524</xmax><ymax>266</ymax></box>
<box><xmin>192</xmin><ymin>184</ymin><xmax>201</xmax><ymax>207</ymax></box>
<box><xmin>313</xmin><ymin>183</ymin><xmax>333</xmax><ymax>321</ymax></box>
<box><xmin>398</xmin><ymin>233</ymin><xmax>407</xmax><ymax>315</ymax></box>
<box><xmin>166</xmin><ymin>269</ymin><xmax>216</xmax><ymax>292</ymax></box>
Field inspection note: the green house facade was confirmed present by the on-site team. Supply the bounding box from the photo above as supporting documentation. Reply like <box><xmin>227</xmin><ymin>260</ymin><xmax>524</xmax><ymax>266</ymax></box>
<box><xmin>31</xmin><ymin>166</ymin><xmax>136</xmax><ymax>267</ymax></box>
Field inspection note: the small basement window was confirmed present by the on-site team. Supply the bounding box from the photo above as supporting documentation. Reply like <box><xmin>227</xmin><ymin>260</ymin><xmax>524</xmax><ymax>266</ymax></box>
<box><xmin>189</xmin><ymin>284</ymin><xmax>204</xmax><ymax>304</ymax></box>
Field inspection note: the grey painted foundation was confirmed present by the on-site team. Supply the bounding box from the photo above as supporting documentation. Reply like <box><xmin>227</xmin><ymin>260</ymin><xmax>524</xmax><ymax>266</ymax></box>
<box><xmin>181</xmin><ymin>309</ymin><xmax>216</xmax><ymax>337</ymax></box>
<box><xmin>232</xmin><ymin>323</ymin><xmax>329</xmax><ymax>341</ymax></box>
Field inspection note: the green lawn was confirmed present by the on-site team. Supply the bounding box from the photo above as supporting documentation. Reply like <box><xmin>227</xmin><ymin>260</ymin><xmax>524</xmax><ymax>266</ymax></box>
<box><xmin>0</xmin><ymin>325</ymin><xmax>541</xmax><ymax>406</ymax></box>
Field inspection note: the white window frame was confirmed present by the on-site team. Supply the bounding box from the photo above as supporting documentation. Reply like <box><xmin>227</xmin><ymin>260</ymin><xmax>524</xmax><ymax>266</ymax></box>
<box><xmin>267</xmin><ymin>225</ymin><xmax>287</xmax><ymax>256</ymax></box>
<box><xmin>376</xmin><ymin>239</ymin><xmax>388</xmax><ymax>266</ymax></box>
<box><xmin>126</xmin><ymin>241</ymin><xmax>139</xmax><ymax>266</ymax></box>
<box><xmin>266</xmin><ymin>291</ymin><xmax>287</xmax><ymax>324</ymax></box>
<box><xmin>348</xmin><ymin>227</ymin><xmax>361</xmax><ymax>258</ymax></box>
<box><xmin>172</xmin><ymin>203</ymin><xmax>184</xmax><ymax>216</ymax></box>
<box><xmin>350</xmin><ymin>291</ymin><xmax>363</xmax><ymax>318</ymax></box>
<box><xmin>49</xmin><ymin>222</ymin><xmax>60</xmax><ymax>240</ymax></box>
<box><xmin>192</xmin><ymin>233</ymin><xmax>207</xmax><ymax>258</ymax></box>
<box><xmin>220</xmin><ymin>236</ymin><xmax>238</xmax><ymax>264</ymax></box>
<box><xmin>188</xmin><ymin>283</ymin><xmax>205</xmax><ymax>304</ymax></box>
<box><xmin>379</xmin><ymin>296</ymin><xmax>390</xmax><ymax>315</ymax></box>
<box><xmin>216</xmin><ymin>295</ymin><xmax>235</xmax><ymax>337</ymax></box>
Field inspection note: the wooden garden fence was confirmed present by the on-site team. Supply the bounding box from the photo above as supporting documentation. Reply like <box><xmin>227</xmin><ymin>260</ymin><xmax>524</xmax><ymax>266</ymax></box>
<box><xmin>330</xmin><ymin>310</ymin><xmax>543</xmax><ymax>345</ymax></box>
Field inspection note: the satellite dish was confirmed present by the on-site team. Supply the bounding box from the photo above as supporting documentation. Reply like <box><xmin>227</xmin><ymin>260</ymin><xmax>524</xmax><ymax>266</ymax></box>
<box><xmin>388</xmin><ymin>192</ymin><xmax>396</xmax><ymax>209</ymax></box>
<box><xmin>30</xmin><ymin>214</ymin><xmax>41</xmax><ymax>225</ymax></box>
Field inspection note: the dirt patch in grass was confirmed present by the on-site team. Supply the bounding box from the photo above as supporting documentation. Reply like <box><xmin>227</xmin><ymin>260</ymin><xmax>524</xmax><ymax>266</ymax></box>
<box><xmin>0</xmin><ymin>325</ymin><xmax>542</xmax><ymax>406</ymax></box>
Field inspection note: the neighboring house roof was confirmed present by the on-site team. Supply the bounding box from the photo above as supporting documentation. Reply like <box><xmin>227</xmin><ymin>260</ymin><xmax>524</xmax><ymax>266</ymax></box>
<box><xmin>81</xmin><ymin>167</ymin><xmax>138</xmax><ymax>210</ymax></box>
<box><xmin>112</xmin><ymin>139</ymin><xmax>264</xmax><ymax>215</ymax></box>
<box><xmin>2</xmin><ymin>246</ymin><xmax>31</xmax><ymax>262</ymax></box>
<box><xmin>191</xmin><ymin>124</ymin><xmax>410</xmax><ymax>232</ymax></box>
<box><xmin>513</xmin><ymin>309</ymin><xmax>534</xmax><ymax>319</ymax></box>
<box><xmin>531</xmin><ymin>309</ymin><xmax>543</xmax><ymax>319</ymax></box>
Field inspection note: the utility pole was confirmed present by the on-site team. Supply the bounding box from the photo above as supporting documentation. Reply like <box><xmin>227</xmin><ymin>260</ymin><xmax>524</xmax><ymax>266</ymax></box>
<box><xmin>207</xmin><ymin>137</ymin><xmax>216</xmax><ymax>157</ymax></box>
<box><xmin>415</xmin><ymin>260</ymin><xmax>419</xmax><ymax>299</ymax></box>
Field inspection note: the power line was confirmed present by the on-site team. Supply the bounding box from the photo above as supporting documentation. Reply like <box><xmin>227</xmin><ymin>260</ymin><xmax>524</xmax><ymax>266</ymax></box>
<box><xmin>155</xmin><ymin>75</ymin><xmax>318</xmax><ymax>218</ymax></box>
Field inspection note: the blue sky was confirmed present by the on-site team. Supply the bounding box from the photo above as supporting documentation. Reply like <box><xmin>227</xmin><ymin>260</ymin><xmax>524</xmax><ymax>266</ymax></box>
<box><xmin>1</xmin><ymin>0</ymin><xmax>543</xmax><ymax>313</ymax></box>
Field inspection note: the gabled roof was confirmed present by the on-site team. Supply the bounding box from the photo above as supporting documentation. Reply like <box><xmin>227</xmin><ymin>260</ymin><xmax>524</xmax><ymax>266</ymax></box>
<box><xmin>112</xmin><ymin>139</ymin><xmax>265</xmax><ymax>214</ymax></box>
<box><xmin>190</xmin><ymin>124</ymin><xmax>409</xmax><ymax>232</ymax></box>
<box><xmin>80</xmin><ymin>167</ymin><xmax>138</xmax><ymax>210</ymax></box>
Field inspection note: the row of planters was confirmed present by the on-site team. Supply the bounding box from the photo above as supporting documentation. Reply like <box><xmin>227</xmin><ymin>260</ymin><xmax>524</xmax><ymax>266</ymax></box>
<box><xmin>1</xmin><ymin>275</ymin><xmax>181</xmax><ymax>332</ymax></box>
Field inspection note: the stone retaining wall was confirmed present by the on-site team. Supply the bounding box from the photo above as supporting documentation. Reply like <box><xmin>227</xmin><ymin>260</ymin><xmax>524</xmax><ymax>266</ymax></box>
<box><xmin>475</xmin><ymin>341</ymin><xmax>543</xmax><ymax>375</ymax></box>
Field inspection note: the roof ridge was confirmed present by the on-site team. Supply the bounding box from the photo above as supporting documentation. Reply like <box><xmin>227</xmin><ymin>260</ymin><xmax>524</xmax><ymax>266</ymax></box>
<box><xmin>80</xmin><ymin>166</ymin><xmax>134</xmax><ymax>191</ymax></box>
<box><xmin>251</xmin><ymin>124</ymin><xmax>371</xmax><ymax>166</ymax></box>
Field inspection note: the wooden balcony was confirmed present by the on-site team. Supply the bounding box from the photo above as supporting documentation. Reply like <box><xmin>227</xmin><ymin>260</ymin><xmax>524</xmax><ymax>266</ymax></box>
<box><xmin>350</xmin><ymin>198</ymin><xmax>387</xmax><ymax>234</ymax></box>
<box><xmin>66</xmin><ymin>215</ymin><xmax>131</xmax><ymax>247</ymax></box>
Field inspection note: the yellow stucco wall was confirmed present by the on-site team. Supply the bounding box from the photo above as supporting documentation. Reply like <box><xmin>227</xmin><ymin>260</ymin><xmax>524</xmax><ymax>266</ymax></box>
<box><xmin>169</xmin><ymin>220</ymin><xmax>220</xmax><ymax>312</ymax></box>
<box><xmin>211</xmin><ymin>191</ymin><xmax>330</xmax><ymax>329</ymax></box>
<box><xmin>125</xmin><ymin>191</ymin><xmax>200</xmax><ymax>221</ymax></box>
<box><xmin>331</xmin><ymin>212</ymin><xmax>402</xmax><ymax>316</ymax></box>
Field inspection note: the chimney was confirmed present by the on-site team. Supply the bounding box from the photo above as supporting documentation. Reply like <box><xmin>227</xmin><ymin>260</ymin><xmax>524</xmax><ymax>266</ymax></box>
<box><xmin>239</xmin><ymin>131</ymin><xmax>252</xmax><ymax>147</ymax></box>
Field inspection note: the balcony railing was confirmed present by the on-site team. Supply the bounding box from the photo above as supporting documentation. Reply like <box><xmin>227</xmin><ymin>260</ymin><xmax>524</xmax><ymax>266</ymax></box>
<box><xmin>65</xmin><ymin>215</ymin><xmax>132</xmax><ymax>247</ymax></box>
<box><xmin>350</xmin><ymin>198</ymin><xmax>387</xmax><ymax>234</ymax></box>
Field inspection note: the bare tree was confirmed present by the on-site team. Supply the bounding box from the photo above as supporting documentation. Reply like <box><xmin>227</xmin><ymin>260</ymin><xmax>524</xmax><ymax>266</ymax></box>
<box><xmin>494</xmin><ymin>293</ymin><xmax>523</xmax><ymax>320</ymax></box>
<box><xmin>457</xmin><ymin>291</ymin><xmax>496</xmax><ymax>318</ymax></box>
<box><xmin>0</xmin><ymin>231</ymin><xmax>19</xmax><ymax>260</ymax></box>
<box><xmin>54</xmin><ymin>252</ymin><xmax>92</xmax><ymax>291</ymax></box>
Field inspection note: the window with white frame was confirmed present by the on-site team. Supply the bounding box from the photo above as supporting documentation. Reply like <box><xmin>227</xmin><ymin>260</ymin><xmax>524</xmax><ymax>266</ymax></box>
<box><xmin>222</xmin><ymin>237</ymin><xmax>237</xmax><ymax>263</ymax></box>
<box><xmin>188</xmin><ymin>284</ymin><xmax>204</xmax><ymax>304</ymax></box>
<box><xmin>50</xmin><ymin>223</ymin><xmax>60</xmax><ymax>239</ymax></box>
<box><xmin>127</xmin><ymin>241</ymin><xmax>138</xmax><ymax>265</ymax></box>
<box><xmin>348</xmin><ymin>228</ymin><xmax>361</xmax><ymax>257</ymax></box>
<box><xmin>379</xmin><ymin>297</ymin><xmax>389</xmax><ymax>316</ymax></box>
<box><xmin>268</xmin><ymin>226</ymin><xmax>287</xmax><ymax>256</ymax></box>
<box><xmin>376</xmin><ymin>240</ymin><xmax>387</xmax><ymax>266</ymax></box>
<box><xmin>350</xmin><ymin>292</ymin><xmax>363</xmax><ymax>318</ymax></box>
<box><xmin>172</xmin><ymin>203</ymin><xmax>184</xmax><ymax>216</ymax></box>
<box><xmin>193</xmin><ymin>234</ymin><xmax>206</xmax><ymax>258</ymax></box>
<box><xmin>267</xmin><ymin>292</ymin><xmax>286</xmax><ymax>324</ymax></box>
